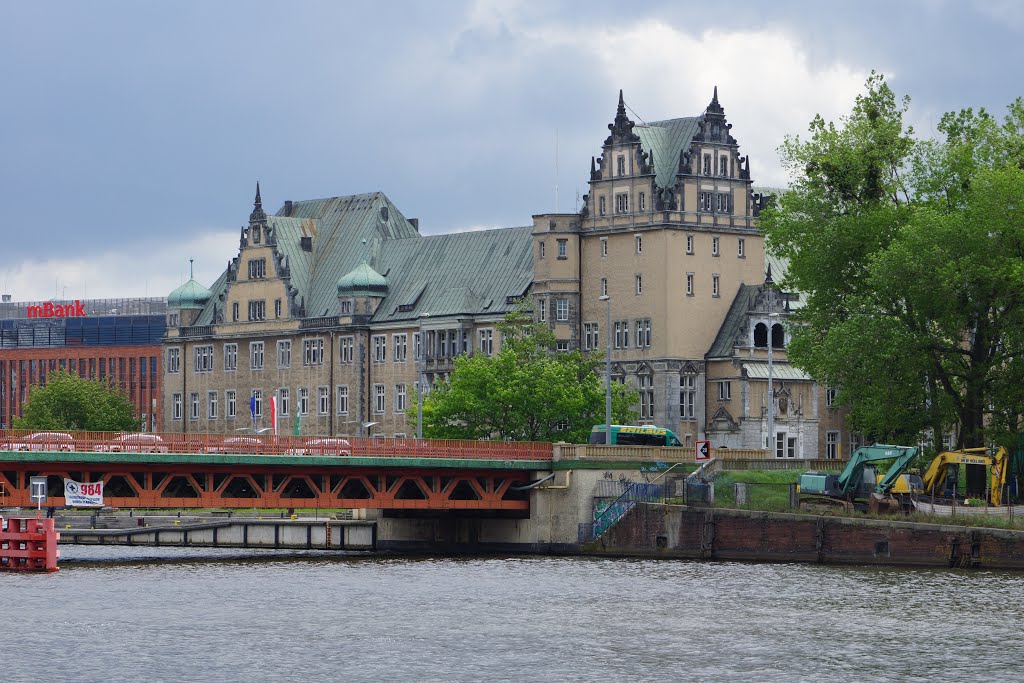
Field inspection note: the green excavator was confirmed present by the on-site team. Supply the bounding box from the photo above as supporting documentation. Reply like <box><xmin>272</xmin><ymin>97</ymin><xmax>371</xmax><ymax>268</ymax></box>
<box><xmin>799</xmin><ymin>444</ymin><xmax>921</xmax><ymax>514</ymax></box>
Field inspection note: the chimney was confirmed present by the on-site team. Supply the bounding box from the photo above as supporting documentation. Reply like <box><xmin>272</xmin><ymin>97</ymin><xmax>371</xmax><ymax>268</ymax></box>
<box><xmin>409</xmin><ymin>218</ymin><xmax>419</xmax><ymax>231</ymax></box>
<box><xmin>284</xmin><ymin>200</ymin><xmax>293</xmax><ymax>217</ymax></box>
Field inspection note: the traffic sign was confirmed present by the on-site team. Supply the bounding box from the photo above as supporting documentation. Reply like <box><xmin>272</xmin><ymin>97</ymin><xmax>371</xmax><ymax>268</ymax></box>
<box><xmin>695</xmin><ymin>440</ymin><xmax>711</xmax><ymax>462</ymax></box>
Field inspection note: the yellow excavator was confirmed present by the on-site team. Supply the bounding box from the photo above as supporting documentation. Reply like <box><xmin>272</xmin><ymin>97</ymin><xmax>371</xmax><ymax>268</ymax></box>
<box><xmin>920</xmin><ymin>447</ymin><xmax>1009</xmax><ymax>506</ymax></box>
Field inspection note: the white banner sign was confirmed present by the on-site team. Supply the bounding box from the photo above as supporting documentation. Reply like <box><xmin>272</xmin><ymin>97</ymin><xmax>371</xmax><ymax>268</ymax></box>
<box><xmin>64</xmin><ymin>478</ymin><xmax>104</xmax><ymax>507</ymax></box>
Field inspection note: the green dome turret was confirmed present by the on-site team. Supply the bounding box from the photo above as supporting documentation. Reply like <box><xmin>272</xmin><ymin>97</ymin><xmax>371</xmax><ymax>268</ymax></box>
<box><xmin>168</xmin><ymin>259</ymin><xmax>212</xmax><ymax>309</ymax></box>
<box><xmin>337</xmin><ymin>261</ymin><xmax>388</xmax><ymax>297</ymax></box>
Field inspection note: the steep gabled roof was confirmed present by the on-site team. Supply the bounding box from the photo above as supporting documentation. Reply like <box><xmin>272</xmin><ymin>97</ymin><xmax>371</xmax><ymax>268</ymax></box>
<box><xmin>635</xmin><ymin>117</ymin><xmax>701</xmax><ymax>189</ymax></box>
<box><xmin>706</xmin><ymin>284</ymin><xmax>759</xmax><ymax>359</ymax></box>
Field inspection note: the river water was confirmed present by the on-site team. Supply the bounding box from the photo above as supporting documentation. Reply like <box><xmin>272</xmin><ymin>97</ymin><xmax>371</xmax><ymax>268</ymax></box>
<box><xmin>2</xmin><ymin>547</ymin><xmax>1022</xmax><ymax>682</ymax></box>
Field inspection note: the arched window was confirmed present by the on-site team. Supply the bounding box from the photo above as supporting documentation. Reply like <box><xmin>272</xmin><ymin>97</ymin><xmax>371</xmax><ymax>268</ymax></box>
<box><xmin>753</xmin><ymin>322</ymin><xmax>768</xmax><ymax>348</ymax></box>
<box><xmin>771</xmin><ymin>323</ymin><xmax>785</xmax><ymax>349</ymax></box>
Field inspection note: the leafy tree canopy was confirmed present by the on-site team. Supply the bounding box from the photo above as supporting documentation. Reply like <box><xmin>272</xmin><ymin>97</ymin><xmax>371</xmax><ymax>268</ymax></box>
<box><xmin>763</xmin><ymin>72</ymin><xmax>1024</xmax><ymax>450</ymax></box>
<box><xmin>13</xmin><ymin>370</ymin><xmax>139</xmax><ymax>432</ymax></box>
<box><xmin>420</xmin><ymin>308</ymin><xmax>638</xmax><ymax>442</ymax></box>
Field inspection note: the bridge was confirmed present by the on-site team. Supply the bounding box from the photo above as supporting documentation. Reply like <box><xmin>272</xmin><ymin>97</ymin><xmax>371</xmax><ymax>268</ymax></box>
<box><xmin>0</xmin><ymin>431</ymin><xmax>552</xmax><ymax>513</ymax></box>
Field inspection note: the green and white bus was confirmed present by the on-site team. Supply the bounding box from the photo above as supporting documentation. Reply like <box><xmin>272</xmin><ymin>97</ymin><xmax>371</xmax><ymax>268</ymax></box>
<box><xmin>589</xmin><ymin>424</ymin><xmax>684</xmax><ymax>447</ymax></box>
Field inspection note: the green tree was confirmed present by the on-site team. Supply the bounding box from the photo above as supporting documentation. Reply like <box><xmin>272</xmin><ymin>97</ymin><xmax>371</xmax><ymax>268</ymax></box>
<box><xmin>763</xmin><ymin>72</ymin><xmax>1024</xmax><ymax>450</ymax></box>
<box><xmin>420</xmin><ymin>308</ymin><xmax>638</xmax><ymax>442</ymax></box>
<box><xmin>14</xmin><ymin>370</ymin><xmax>139</xmax><ymax>432</ymax></box>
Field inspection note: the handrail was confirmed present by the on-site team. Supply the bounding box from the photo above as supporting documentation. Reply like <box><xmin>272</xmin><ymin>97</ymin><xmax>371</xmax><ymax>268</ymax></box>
<box><xmin>589</xmin><ymin>462</ymin><xmax>685</xmax><ymax>539</ymax></box>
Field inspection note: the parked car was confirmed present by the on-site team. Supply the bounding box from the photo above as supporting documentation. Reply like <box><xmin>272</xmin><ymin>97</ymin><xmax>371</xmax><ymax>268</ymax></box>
<box><xmin>96</xmin><ymin>433</ymin><xmax>168</xmax><ymax>454</ymax></box>
<box><xmin>1</xmin><ymin>432</ymin><xmax>76</xmax><ymax>452</ymax></box>
<box><xmin>286</xmin><ymin>437</ymin><xmax>351</xmax><ymax>456</ymax></box>
<box><xmin>205</xmin><ymin>436</ymin><xmax>265</xmax><ymax>455</ymax></box>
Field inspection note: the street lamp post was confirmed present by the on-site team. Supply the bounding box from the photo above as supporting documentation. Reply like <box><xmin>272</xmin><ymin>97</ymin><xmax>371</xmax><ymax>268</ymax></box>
<box><xmin>600</xmin><ymin>294</ymin><xmax>611</xmax><ymax>445</ymax></box>
<box><xmin>767</xmin><ymin>311</ymin><xmax>779</xmax><ymax>457</ymax></box>
<box><xmin>417</xmin><ymin>314</ymin><xmax>429</xmax><ymax>439</ymax></box>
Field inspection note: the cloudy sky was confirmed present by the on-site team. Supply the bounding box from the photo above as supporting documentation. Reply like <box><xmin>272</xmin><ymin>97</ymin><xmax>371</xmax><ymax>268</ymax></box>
<box><xmin>3</xmin><ymin>0</ymin><xmax>1022</xmax><ymax>301</ymax></box>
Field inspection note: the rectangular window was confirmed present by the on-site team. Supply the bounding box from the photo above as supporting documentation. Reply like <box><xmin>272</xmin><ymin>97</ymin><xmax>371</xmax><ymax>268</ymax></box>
<box><xmin>599</xmin><ymin>196</ymin><xmax>606</xmax><ymax>216</ymax></box>
<box><xmin>583</xmin><ymin>323</ymin><xmax>598</xmax><ymax>351</ymax></box>
<box><xmin>718</xmin><ymin>381</ymin><xmax>731</xmax><ymax>401</ymax></box>
<box><xmin>738</xmin><ymin>238</ymin><xmax>745</xmax><ymax>258</ymax></box>
<box><xmin>167</xmin><ymin>347</ymin><xmax>180</xmax><ymax>374</ymax></box>
<box><xmin>700</xmin><ymin>192</ymin><xmax>712</xmax><ymax>212</ymax></box>
<box><xmin>635</xmin><ymin>274</ymin><xmax>642</xmax><ymax>295</ymax></box>
<box><xmin>226</xmin><ymin>390</ymin><xmax>236</xmax><ymax>419</ymax></box>
<box><xmin>686</xmin><ymin>234</ymin><xmax>694</xmax><ymax>255</ymax></box>
<box><xmin>644</xmin><ymin>319</ymin><xmax>651</xmax><ymax>347</ymax></box>
<box><xmin>340</xmin><ymin>300</ymin><xmax>353</xmax><ymax>315</ymax></box>
<box><xmin>189</xmin><ymin>392</ymin><xmax>199</xmax><ymax>420</ymax></box>
<box><xmin>394</xmin><ymin>334</ymin><xmax>408</xmax><ymax>362</ymax></box>
<box><xmin>318</xmin><ymin>386</ymin><xmax>329</xmax><ymax>415</ymax></box>
<box><xmin>248</xmin><ymin>258</ymin><xmax>266</xmax><ymax>279</ymax></box>
<box><xmin>207</xmin><ymin>391</ymin><xmax>218</xmax><ymax>419</ymax></box>
<box><xmin>639</xmin><ymin>192</ymin><xmax>646</xmax><ymax>211</ymax></box>
<box><xmin>616</xmin><ymin>193</ymin><xmax>629</xmax><ymax>214</ymax></box>
<box><xmin>373</xmin><ymin>335</ymin><xmax>387</xmax><ymax>362</ymax></box>
<box><xmin>617</xmin><ymin>155</ymin><xmax>625</xmax><ymax>176</ymax></box>
<box><xmin>775</xmin><ymin>432</ymin><xmax>786</xmax><ymax>459</ymax></box>
<box><xmin>339</xmin><ymin>336</ymin><xmax>354</xmax><ymax>363</ymax></box>
<box><xmin>374</xmin><ymin>384</ymin><xmax>385</xmax><ymax>414</ymax></box>
<box><xmin>278</xmin><ymin>340</ymin><xmax>291</xmax><ymax>368</ymax></box>
<box><xmin>224</xmin><ymin>343</ymin><xmax>238</xmax><ymax>371</ymax></box>
<box><xmin>280</xmin><ymin>388</ymin><xmax>290</xmax><ymax>416</ymax></box>
<box><xmin>274</xmin><ymin>299</ymin><xmax>282</xmax><ymax>318</ymax></box>
<box><xmin>557</xmin><ymin>239</ymin><xmax>568</xmax><ymax>259</ymax></box>
<box><xmin>539</xmin><ymin>241</ymin><xmax>545</xmax><ymax>259</ymax></box>
<box><xmin>252</xmin><ymin>390</ymin><xmax>263</xmax><ymax>418</ymax></box>
<box><xmin>639</xmin><ymin>375</ymin><xmax>654</xmax><ymax>421</ymax></box>
<box><xmin>298</xmin><ymin>387</ymin><xmax>309</xmax><ymax>416</ymax></box>
<box><xmin>713</xmin><ymin>274</ymin><xmax>720</xmax><ymax>297</ymax></box>
<box><xmin>395</xmin><ymin>384</ymin><xmax>407</xmax><ymax>413</ymax></box>
<box><xmin>600</xmin><ymin>238</ymin><xmax>608</xmax><ymax>257</ymax></box>
<box><xmin>720</xmin><ymin>155</ymin><xmax>729</xmax><ymax>177</ymax></box>
<box><xmin>680</xmin><ymin>375</ymin><xmax>696</xmax><ymax>419</ymax></box>
<box><xmin>248</xmin><ymin>300</ymin><xmax>265</xmax><ymax>321</ymax></box>
<box><xmin>556</xmin><ymin>341</ymin><xmax>569</xmax><ymax>352</ymax></box>
<box><xmin>635</xmin><ymin>234</ymin><xmax>642</xmax><ymax>254</ymax></box>
<box><xmin>686</xmin><ymin>273</ymin><xmax>695</xmax><ymax>296</ymax></box>
<box><xmin>712</xmin><ymin>236</ymin><xmax>720</xmax><ymax>256</ymax></box>
<box><xmin>555</xmin><ymin>298</ymin><xmax>569</xmax><ymax>322</ymax></box>
<box><xmin>538</xmin><ymin>299</ymin><xmax>547</xmax><ymax>323</ymax></box>
<box><xmin>787</xmin><ymin>437</ymin><xmax>797</xmax><ymax>459</ymax></box>
<box><xmin>336</xmin><ymin>385</ymin><xmax>349</xmax><ymax>415</ymax></box>
<box><xmin>601</xmin><ymin>277</ymin><xmax>608</xmax><ymax>297</ymax></box>
<box><xmin>478</xmin><ymin>329</ymin><xmax>494</xmax><ymax>356</ymax></box>
<box><xmin>303</xmin><ymin>338</ymin><xmax>324</xmax><ymax>366</ymax></box>
<box><xmin>826</xmin><ymin>431</ymin><xmax>839</xmax><ymax>460</ymax></box>
<box><xmin>826</xmin><ymin>385</ymin><xmax>837</xmax><ymax>408</ymax></box>
<box><xmin>172</xmin><ymin>393</ymin><xmax>182</xmax><ymax>420</ymax></box>
<box><xmin>703</xmin><ymin>154</ymin><xmax>711</xmax><ymax>175</ymax></box>
<box><xmin>232</xmin><ymin>302</ymin><xmax>239</xmax><ymax>322</ymax></box>
<box><xmin>414</xmin><ymin>332</ymin><xmax>422</xmax><ymax>361</ymax></box>
<box><xmin>193</xmin><ymin>345</ymin><xmax>213</xmax><ymax>373</ymax></box>
<box><xmin>250</xmin><ymin>342</ymin><xmax>264</xmax><ymax>370</ymax></box>
<box><xmin>716</xmin><ymin>193</ymin><xmax>730</xmax><ymax>213</ymax></box>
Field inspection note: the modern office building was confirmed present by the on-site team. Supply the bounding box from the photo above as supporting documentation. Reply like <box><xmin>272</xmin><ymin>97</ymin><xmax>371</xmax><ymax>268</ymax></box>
<box><xmin>0</xmin><ymin>297</ymin><xmax>166</xmax><ymax>430</ymax></box>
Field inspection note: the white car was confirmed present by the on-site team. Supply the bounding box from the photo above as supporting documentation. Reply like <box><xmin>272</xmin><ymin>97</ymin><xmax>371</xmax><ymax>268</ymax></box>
<box><xmin>286</xmin><ymin>437</ymin><xmax>351</xmax><ymax>456</ymax></box>
<box><xmin>1</xmin><ymin>432</ymin><xmax>76</xmax><ymax>452</ymax></box>
<box><xmin>97</xmin><ymin>433</ymin><xmax>168</xmax><ymax>453</ymax></box>
<box><xmin>205</xmin><ymin>436</ymin><xmax>265</xmax><ymax>454</ymax></box>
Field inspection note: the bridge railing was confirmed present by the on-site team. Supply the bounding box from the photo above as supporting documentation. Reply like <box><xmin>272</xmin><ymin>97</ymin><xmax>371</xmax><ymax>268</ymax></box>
<box><xmin>0</xmin><ymin>429</ymin><xmax>553</xmax><ymax>461</ymax></box>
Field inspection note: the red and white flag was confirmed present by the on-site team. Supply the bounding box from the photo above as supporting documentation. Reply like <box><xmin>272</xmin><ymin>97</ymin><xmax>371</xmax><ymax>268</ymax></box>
<box><xmin>270</xmin><ymin>395</ymin><xmax>278</xmax><ymax>436</ymax></box>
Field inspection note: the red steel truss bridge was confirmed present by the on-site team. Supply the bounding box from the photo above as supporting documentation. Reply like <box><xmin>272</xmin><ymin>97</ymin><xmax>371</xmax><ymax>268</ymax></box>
<box><xmin>0</xmin><ymin>431</ymin><xmax>553</xmax><ymax>513</ymax></box>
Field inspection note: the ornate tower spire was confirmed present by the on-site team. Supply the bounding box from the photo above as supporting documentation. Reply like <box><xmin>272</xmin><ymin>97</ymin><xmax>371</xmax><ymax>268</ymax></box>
<box><xmin>249</xmin><ymin>181</ymin><xmax>266</xmax><ymax>225</ymax></box>
<box><xmin>605</xmin><ymin>89</ymin><xmax>640</xmax><ymax>146</ymax></box>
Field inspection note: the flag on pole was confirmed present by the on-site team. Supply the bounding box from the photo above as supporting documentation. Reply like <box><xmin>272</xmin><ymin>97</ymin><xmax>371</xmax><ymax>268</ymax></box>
<box><xmin>270</xmin><ymin>394</ymin><xmax>278</xmax><ymax>436</ymax></box>
<box><xmin>250</xmin><ymin>393</ymin><xmax>257</xmax><ymax>421</ymax></box>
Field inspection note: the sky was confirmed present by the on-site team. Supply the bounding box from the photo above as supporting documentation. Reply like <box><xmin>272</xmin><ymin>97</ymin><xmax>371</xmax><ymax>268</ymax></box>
<box><xmin>2</xmin><ymin>0</ymin><xmax>1023</xmax><ymax>301</ymax></box>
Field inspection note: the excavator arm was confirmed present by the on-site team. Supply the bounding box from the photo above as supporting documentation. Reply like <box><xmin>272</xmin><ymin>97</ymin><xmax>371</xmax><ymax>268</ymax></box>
<box><xmin>837</xmin><ymin>445</ymin><xmax>919</xmax><ymax>496</ymax></box>
<box><xmin>920</xmin><ymin>447</ymin><xmax>1008</xmax><ymax>506</ymax></box>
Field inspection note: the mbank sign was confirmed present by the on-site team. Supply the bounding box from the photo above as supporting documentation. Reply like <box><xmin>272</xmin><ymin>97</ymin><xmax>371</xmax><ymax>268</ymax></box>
<box><xmin>27</xmin><ymin>301</ymin><xmax>87</xmax><ymax>318</ymax></box>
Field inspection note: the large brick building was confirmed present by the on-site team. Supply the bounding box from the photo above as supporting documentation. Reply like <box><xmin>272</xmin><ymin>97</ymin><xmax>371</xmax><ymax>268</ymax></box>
<box><xmin>161</xmin><ymin>89</ymin><xmax>851</xmax><ymax>457</ymax></box>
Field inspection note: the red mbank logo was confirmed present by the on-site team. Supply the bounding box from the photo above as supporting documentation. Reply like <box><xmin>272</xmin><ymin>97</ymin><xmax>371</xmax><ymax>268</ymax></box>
<box><xmin>27</xmin><ymin>301</ymin><xmax>87</xmax><ymax>318</ymax></box>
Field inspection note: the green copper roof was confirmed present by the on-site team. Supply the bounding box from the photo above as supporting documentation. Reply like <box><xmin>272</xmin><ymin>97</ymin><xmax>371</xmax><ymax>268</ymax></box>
<box><xmin>635</xmin><ymin>117</ymin><xmax>701</xmax><ymax>189</ymax></box>
<box><xmin>337</xmin><ymin>261</ymin><xmax>388</xmax><ymax>296</ymax></box>
<box><xmin>168</xmin><ymin>278</ymin><xmax>213</xmax><ymax>310</ymax></box>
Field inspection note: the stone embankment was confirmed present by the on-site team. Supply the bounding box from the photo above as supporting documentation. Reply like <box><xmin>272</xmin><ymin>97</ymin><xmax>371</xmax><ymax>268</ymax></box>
<box><xmin>591</xmin><ymin>503</ymin><xmax>1024</xmax><ymax>570</ymax></box>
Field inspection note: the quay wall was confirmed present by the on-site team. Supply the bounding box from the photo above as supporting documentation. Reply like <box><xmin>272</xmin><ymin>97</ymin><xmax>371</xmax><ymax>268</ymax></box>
<box><xmin>594</xmin><ymin>503</ymin><xmax>1024</xmax><ymax>570</ymax></box>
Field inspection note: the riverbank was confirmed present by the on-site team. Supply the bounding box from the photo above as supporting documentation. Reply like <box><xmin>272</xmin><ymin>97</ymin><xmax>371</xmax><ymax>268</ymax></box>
<box><xmin>591</xmin><ymin>502</ymin><xmax>1024</xmax><ymax>570</ymax></box>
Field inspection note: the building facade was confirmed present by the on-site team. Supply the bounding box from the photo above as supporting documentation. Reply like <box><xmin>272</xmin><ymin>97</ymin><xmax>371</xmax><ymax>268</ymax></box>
<box><xmin>0</xmin><ymin>297</ymin><xmax>166</xmax><ymax>430</ymax></box>
<box><xmin>160</xmin><ymin>89</ymin><xmax>854</xmax><ymax>456</ymax></box>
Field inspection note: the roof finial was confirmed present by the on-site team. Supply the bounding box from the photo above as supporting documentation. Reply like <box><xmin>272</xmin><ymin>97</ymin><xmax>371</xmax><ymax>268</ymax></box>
<box><xmin>617</xmin><ymin>89</ymin><xmax>625</xmax><ymax>116</ymax></box>
<box><xmin>606</xmin><ymin>89</ymin><xmax>639</xmax><ymax>146</ymax></box>
<box><xmin>255</xmin><ymin>181</ymin><xmax>262</xmax><ymax>209</ymax></box>
<box><xmin>189</xmin><ymin>258</ymin><xmax>194</xmax><ymax>280</ymax></box>
<box><xmin>249</xmin><ymin>181</ymin><xmax>267</xmax><ymax>224</ymax></box>
<box><xmin>713</xmin><ymin>85</ymin><xmax>718</xmax><ymax>105</ymax></box>
<box><xmin>765</xmin><ymin>262</ymin><xmax>773</xmax><ymax>285</ymax></box>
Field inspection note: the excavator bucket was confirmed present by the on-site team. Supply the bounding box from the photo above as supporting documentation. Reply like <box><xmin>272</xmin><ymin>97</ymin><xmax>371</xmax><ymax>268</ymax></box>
<box><xmin>868</xmin><ymin>492</ymin><xmax>903</xmax><ymax>515</ymax></box>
